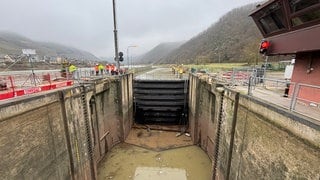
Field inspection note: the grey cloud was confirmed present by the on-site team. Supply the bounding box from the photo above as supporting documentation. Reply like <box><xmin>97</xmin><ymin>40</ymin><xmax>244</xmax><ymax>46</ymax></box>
<box><xmin>0</xmin><ymin>0</ymin><xmax>257</xmax><ymax>58</ymax></box>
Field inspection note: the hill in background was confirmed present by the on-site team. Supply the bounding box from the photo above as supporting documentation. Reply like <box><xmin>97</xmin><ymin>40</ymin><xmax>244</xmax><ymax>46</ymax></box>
<box><xmin>136</xmin><ymin>42</ymin><xmax>184</xmax><ymax>64</ymax></box>
<box><xmin>161</xmin><ymin>3</ymin><xmax>263</xmax><ymax>64</ymax></box>
<box><xmin>138</xmin><ymin>3</ymin><xmax>267</xmax><ymax>65</ymax></box>
<box><xmin>0</xmin><ymin>31</ymin><xmax>100</xmax><ymax>61</ymax></box>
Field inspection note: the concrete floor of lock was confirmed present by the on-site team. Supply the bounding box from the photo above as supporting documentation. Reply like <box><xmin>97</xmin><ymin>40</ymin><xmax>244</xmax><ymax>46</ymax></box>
<box><xmin>97</xmin><ymin>129</ymin><xmax>212</xmax><ymax>180</ymax></box>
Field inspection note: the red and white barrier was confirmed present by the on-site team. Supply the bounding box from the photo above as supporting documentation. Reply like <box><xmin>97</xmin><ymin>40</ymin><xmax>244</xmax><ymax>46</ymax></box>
<box><xmin>0</xmin><ymin>80</ymin><xmax>73</xmax><ymax>101</ymax></box>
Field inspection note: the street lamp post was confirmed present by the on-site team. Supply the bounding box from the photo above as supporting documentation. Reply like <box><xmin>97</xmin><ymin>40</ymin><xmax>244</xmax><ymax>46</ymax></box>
<box><xmin>126</xmin><ymin>45</ymin><xmax>137</xmax><ymax>69</ymax></box>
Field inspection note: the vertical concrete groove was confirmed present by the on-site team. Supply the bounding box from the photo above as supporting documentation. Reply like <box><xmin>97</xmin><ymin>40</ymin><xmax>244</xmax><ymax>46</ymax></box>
<box><xmin>59</xmin><ymin>91</ymin><xmax>75</xmax><ymax>180</ymax></box>
<box><xmin>124</xmin><ymin>78</ymin><xmax>130</xmax><ymax>136</ymax></box>
<box><xmin>212</xmin><ymin>90</ymin><xmax>225</xmax><ymax>180</ymax></box>
<box><xmin>182</xmin><ymin>79</ymin><xmax>188</xmax><ymax>126</ymax></box>
<box><xmin>117</xmin><ymin>78</ymin><xmax>125</xmax><ymax>142</ymax></box>
<box><xmin>194</xmin><ymin>78</ymin><xmax>201</xmax><ymax>144</ymax></box>
<box><xmin>92</xmin><ymin>83</ymin><xmax>102</xmax><ymax>159</ymax></box>
<box><xmin>226</xmin><ymin>92</ymin><xmax>240</xmax><ymax>180</ymax></box>
<box><xmin>80</xmin><ymin>86</ymin><xmax>97</xmax><ymax>180</ymax></box>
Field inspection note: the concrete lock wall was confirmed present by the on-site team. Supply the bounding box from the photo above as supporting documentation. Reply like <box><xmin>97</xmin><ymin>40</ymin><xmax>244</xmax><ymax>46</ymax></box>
<box><xmin>0</xmin><ymin>74</ymin><xmax>133</xmax><ymax>179</ymax></box>
<box><xmin>0</xmin><ymin>92</ymin><xmax>71</xmax><ymax>179</ymax></box>
<box><xmin>188</xmin><ymin>74</ymin><xmax>320</xmax><ymax>179</ymax></box>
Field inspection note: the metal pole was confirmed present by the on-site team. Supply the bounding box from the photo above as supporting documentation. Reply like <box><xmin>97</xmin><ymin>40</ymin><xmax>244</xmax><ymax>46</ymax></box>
<box><xmin>112</xmin><ymin>0</ymin><xmax>120</xmax><ymax>71</ymax></box>
<box><xmin>263</xmin><ymin>56</ymin><xmax>268</xmax><ymax>86</ymax></box>
<box><xmin>290</xmin><ymin>83</ymin><xmax>299</xmax><ymax>111</ymax></box>
<box><xmin>248</xmin><ymin>76</ymin><xmax>251</xmax><ymax>95</ymax></box>
<box><xmin>29</xmin><ymin>55</ymin><xmax>37</xmax><ymax>86</ymax></box>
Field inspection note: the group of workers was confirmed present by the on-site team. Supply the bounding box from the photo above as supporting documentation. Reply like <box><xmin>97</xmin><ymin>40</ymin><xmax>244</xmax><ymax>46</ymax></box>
<box><xmin>61</xmin><ymin>62</ymin><xmax>122</xmax><ymax>79</ymax></box>
<box><xmin>171</xmin><ymin>64</ymin><xmax>185</xmax><ymax>79</ymax></box>
<box><xmin>94</xmin><ymin>63</ymin><xmax>117</xmax><ymax>76</ymax></box>
<box><xmin>66</xmin><ymin>63</ymin><xmax>187</xmax><ymax>79</ymax></box>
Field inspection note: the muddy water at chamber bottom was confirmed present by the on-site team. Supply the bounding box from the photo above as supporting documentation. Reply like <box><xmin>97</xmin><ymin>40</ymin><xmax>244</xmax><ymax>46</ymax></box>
<box><xmin>97</xmin><ymin>143</ymin><xmax>212</xmax><ymax>180</ymax></box>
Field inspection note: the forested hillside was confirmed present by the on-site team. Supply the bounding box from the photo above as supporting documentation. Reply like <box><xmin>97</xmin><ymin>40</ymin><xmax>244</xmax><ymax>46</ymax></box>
<box><xmin>158</xmin><ymin>3</ymin><xmax>264</xmax><ymax>64</ymax></box>
<box><xmin>0</xmin><ymin>31</ymin><xmax>99</xmax><ymax>60</ymax></box>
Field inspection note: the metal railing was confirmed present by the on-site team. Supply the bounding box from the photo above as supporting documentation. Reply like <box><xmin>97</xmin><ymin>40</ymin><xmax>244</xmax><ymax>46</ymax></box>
<box><xmin>211</xmin><ymin>68</ymin><xmax>319</xmax><ymax>120</ymax></box>
<box><xmin>289</xmin><ymin>83</ymin><xmax>320</xmax><ymax>111</ymax></box>
<box><xmin>0</xmin><ymin>66</ymin><xmax>140</xmax><ymax>101</ymax></box>
<box><xmin>247</xmin><ymin>76</ymin><xmax>320</xmax><ymax>120</ymax></box>
<box><xmin>0</xmin><ymin>68</ymin><xmax>118</xmax><ymax>100</ymax></box>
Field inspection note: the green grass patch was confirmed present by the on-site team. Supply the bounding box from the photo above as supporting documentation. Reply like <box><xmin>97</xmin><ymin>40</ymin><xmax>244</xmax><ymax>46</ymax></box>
<box><xmin>184</xmin><ymin>63</ymin><xmax>248</xmax><ymax>72</ymax></box>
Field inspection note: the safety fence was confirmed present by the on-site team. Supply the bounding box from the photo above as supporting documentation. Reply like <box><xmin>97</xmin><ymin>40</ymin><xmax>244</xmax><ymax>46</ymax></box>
<box><xmin>211</xmin><ymin>68</ymin><xmax>320</xmax><ymax>120</ymax></box>
<box><xmin>251</xmin><ymin>78</ymin><xmax>319</xmax><ymax>120</ymax></box>
<box><xmin>0</xmin><ymin>70</ymin><xmax>73</xmax><ymax>100</ymax></box>
<box><xmin>0</xmin><ymin>66</ymin><xmax>148</xmax><ymax>101</ymax></box>
<box><xmin>214</xmin><ymin>68</ymin><xmax>264</xmax><ymax>87</ymax></box>
<box><xmin>289</xmin><ymin>83</ymin><xmax>320</xmax><ymax>111</ymax></box>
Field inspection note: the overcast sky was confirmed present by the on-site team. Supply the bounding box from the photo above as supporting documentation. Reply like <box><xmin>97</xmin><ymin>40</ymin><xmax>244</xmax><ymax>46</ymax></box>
<box><xmin>0</xmin><ymin>0</ymin><xmax>258</xmax><ymax>59</ymax></box>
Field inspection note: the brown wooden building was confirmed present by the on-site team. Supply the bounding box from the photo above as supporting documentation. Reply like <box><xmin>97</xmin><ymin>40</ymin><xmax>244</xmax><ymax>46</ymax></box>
<box><xmin>250</xmin><ymin>0</ymin><xmax>320</xmax><ymax>105</ymax></box>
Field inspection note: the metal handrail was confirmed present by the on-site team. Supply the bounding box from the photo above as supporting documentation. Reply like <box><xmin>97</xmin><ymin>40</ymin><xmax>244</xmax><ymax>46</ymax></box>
<box><xmin>246</xmin><ymin>76</ymin><xmax>319</xmax><ymax>120</ymax></box>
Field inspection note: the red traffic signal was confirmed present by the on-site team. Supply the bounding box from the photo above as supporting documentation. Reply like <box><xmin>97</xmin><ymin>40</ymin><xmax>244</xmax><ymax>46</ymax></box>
<box><xmin>260</xmin><ymin>40</ymin><xmax>270</xmax><ymax>54</ymax></box>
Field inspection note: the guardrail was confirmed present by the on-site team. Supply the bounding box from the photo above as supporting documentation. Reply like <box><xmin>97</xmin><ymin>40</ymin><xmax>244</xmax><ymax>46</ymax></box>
<box><xmin>289</xmin><ymin>83</ymin><xmax>320</xmax><ymax>111</ymax></box>
<box><xmin>0</xmin><ymin>71</ymin><xmax>73</xmax><ymax>100</ymax></box>
<box><xmin>247</xmin><ymin>76</ymin><xmax>319</xmax><ymax>120</ymax></box>
<box><xmin>0</xmin><ymin>67</ymin><xmax>134</xmax><ymax>101</ymax></box>
<box><xmin>212</xmin><ymin>68</ymin><xmax>319</xmax><ymax>120</ymax></box>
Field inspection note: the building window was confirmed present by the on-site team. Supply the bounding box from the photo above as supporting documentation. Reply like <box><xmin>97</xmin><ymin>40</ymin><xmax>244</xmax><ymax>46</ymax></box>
<box><xmin>289</xmin><ymin>0</ymin><xmax>319</xmax><ymax>13</ymax></box>
<box><xmin>256</xmin><ymin>2</ymin><xmax>287</xmax><ymax>34</ymax></box>
<box><xmin>289</xmin><ymin>0</ymin><xmax>320</xmax><ymax>26</ymax></box>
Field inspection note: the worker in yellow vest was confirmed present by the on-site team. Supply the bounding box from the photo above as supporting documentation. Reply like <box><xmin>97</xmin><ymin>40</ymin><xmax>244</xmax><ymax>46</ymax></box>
<box><xmin>98</xmin><ymin>64</ymin><xmax>104</xmax><ymax>75</ymax></box>
<box><xmin>179</xmin><ymin>64</ymin><xmax>184</xmax><ymax>79</ymax></box>
<box><xmin>68</xmin><ymin>64</ymin><xmax>77</xmax><ymax>79</ymax></box>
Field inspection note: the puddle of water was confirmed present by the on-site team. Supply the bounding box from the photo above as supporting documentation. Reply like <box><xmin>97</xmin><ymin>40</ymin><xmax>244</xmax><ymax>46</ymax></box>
<box><xmin>134</xmin><ymin>167</ymin><xmax>187</xmax><ymax>180</ymax></box>
<box><xmin>97</xmin><ymin>143</ymin><xmax>212</xmax><ymax>180</ymax></box>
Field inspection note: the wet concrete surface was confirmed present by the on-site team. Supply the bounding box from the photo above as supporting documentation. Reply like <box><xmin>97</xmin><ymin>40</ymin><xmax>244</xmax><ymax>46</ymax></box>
<box><xmin>134</xmin><ymin>167</ymin><xmax>187</xmax><ymax>180</ymax></box>
<box><xmin>98</xmin><ymin>128</ymin><xmax>211</xmax><ymax>180</ymax></box>
<box><xmin>125</xmin><ymin>128</ymin><xmax>193</xmax><ymax>151</ymax></box>
<box><xmin>97</xmin><ymin>143</ymin><xmax>212</xmax><ymax>180</ymax></box>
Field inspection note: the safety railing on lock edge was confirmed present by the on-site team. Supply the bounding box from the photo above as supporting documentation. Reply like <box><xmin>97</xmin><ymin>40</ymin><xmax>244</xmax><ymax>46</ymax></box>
<box><xmin>289</xmin><ymin>83</ymin><xmax>320</xmax><ymax>111</ymax></box>
<box><xmin>247</xmin><ymin>76</ymin><xmax>320</xmax><ymax>121</ymax></box>
<box><xmin>0</xmin><ymin>70</ymin><xmax>73</xmax><ymax>100</ymax></box>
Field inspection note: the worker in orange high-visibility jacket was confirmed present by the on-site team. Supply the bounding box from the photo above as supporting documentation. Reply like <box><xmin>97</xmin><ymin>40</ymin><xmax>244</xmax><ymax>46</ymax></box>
<box><xmin>94</xmin><ymin>64</ymin><xmax>99</xmax><ymax>76</ymax></box>
<box><xmin>111</xmin><ymin>64</ymin><xmax>116</xmax><ymax>75</ymax></box>
<box><xmin>105</xmin><ymin>64</ymin><xmax>110</xmax><ymax>75</ymax></box>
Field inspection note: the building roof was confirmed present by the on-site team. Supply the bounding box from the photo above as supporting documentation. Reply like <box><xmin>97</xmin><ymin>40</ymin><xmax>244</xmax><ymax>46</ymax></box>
<box><xmin>250</xmin><ymin>0</ymin><xmax>320</xmax><ymax>55</ymax></box>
